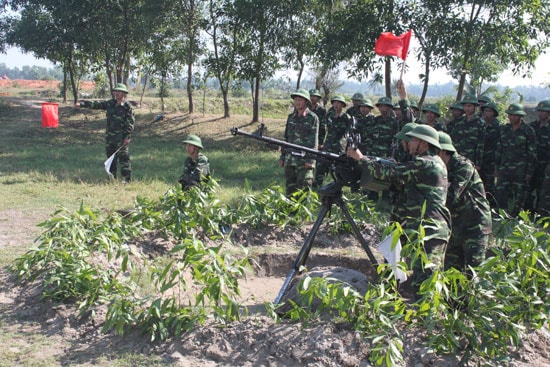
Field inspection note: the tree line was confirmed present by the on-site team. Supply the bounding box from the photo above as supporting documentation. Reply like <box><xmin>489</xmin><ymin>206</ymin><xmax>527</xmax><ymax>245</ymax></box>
<box><xmin>1</xmin><ymin>0</ymin><xmax>549</xmax><ymax>121</ymax></box>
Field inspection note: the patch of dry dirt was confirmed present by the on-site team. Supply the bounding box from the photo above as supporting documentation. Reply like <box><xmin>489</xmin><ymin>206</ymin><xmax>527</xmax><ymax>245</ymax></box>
<box><xmin>1</xmin><ymin>209</ymin><xmax>549</xmax><ymax>367</ymax></box>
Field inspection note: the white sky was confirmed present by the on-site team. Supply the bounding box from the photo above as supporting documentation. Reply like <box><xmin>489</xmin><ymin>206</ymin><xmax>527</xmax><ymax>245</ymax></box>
<box><xmin>3</xmin><ymin>46</ymin><xmax>550</xmax><ymax>88</ymax></box>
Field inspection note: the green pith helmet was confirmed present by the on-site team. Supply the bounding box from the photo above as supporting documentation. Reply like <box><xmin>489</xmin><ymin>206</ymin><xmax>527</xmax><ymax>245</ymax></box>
<box><xmin>112</xmin><ymin>83</ymin><xmax>129</xmax><ymax>93</ymax></box>
<box><xmin>449</xmin><ymin>102</ymin><xmax>464</xmax><ymax>111</ymax></box>
<box><xmin>352</xmin><ymin>92</ymin><xmax>364</xmax><ymax>100</ymax></box>
<box><xmin>460</xmin><ymin>94</ymin><xmax>480</xmax><ymax>106</ymax></box>
<box><xmin>422</xmin><ymin>103</ymin><xmax>441</xmax><ymax>117</ymax></box>
<box><xmin>395</xmin><ymin>122</ymin><xmax>418</xmax><ymax>142</ymax></box>
<box><xmin>410</xmin><ymin>100</ymin><xmax>419</xmax><ymax>111</ymax></box>
<box><xmin>536</xmin><ymin>100</ymin><xmax>550</xmax><ymax>112</ymax></box>
<box><xmin>505</xmin><ymin>103</ymin><xmax>526</xmax><ymax>116</ymax></box>
<box><xmin>393</xmin><ymin>103</ymin><xmax>400</xmax><ymax>110</ymax></box>
<box><xmin>406</xmin><ymin>124</ymin><xmax>441</xmax><ymax>149</ymax></box>
<box><xmin>376</xmin><ymin>96</ymin><xmax>393</xmax><ymax>107</ymax></box>
<box><xmin>438</xmin><ymin>131</ymin><xmax>456</xmax><ymax>152</ymax></box>
<box><xmin>359</xmin><ymin>98</ymin><xmax>374</xmax><ymax>108</ymax></box>
<box><xmin>478</xmin><ymin>94</ymin><xmax>492</xmax><ymax>104</ymax></box>
<box><xmin>183</xmin><ymin>134</ymin><xmax>204</xmax><ymax>149</ymax></box>
<box><xmin>481</xmin><ymin>101</ymin><xmax>499</xmax><ymax>117</ymax></box>
<box><xmin>331</xmin><ymin>94</ymin><xmax>347</xmax><ymax>107</ymax></box>
<box><xmin>309</xmin><ymin>88</ymin><xmax>322</xmax><ymax>98</ymax></box>
<box><xmin>291</xmin><ymin>88</ymin><xmax>311</xmax><ymax>103</ymax></box>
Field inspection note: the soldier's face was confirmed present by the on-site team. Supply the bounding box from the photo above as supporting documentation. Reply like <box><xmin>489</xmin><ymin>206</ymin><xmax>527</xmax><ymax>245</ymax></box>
<box><xmin>451</xmin><ymin>108</ymin><xmax>463</xmax><ymax>118</ymax></box>
<box><xmin>482</xmin><ymin>108</ymin><xmax>496</xmax><ymax>121</ymax></box>
<box><xmin>407</xmin><ymin>137</ymin><xmax>426</xmax><ymax>155</ymax></box>
<box><xmin>378</xmin><ymin>104</ymin><xmax>390</xmax><ymax>115</ymax></box>
<box><xmin>360</xmin><ymin>106</ymin><xmax>371</xmax><ymax>115</ymax></box>
<box><xmin>186</xmin><ymin>144</ymin><xmax>199</xmax><ymax>156</ymax></box>
<box><xmin>508</xmin><ymin>114</ymin><xmax>522</xmax><ymax>124</ymax></box>
<box><xmin>424</xmin><ymin>111</ymin><xmax>436</xmax><ymax>123</ymax></box>
<box><xmin>332</xmin><ymin>101</ymin><xmax>344</xmax><ymax>112</ymax></box>
<box><xmin>294</xmin><ymin>96</ymin><xmax>308</xmax><ymax>111</ymax></box>
<box><xmin>537</xmin><ymin>110</ymin><xmax>550</xmax><ymax>121</ymax></box>
<box><xmin>310</xmin><ymin>95</ymin><xmax>320</xmax><ymax>104</ymax></box>
<box><xmin>113</xmin><ymin>90</ymin><xmax>126</xmax><ymax>101</ymax></box>
<box><xmin>462</xmin><ymin>103</ymin><xmax>476</xmax><ymax>116</ymax></box>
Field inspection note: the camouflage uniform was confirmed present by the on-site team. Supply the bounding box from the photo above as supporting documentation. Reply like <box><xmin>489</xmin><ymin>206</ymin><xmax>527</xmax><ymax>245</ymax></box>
<box><xmin>282</xmin><ymin>108</ymin><xmax>319</xmax><ymax>196</ymax></box>
<box><xmin>494</xmin><ymin>105</ymin><xmax>537</xmax><ymax>215</ymax></box>
<box><xmin>367</xmin><ymin>112</ymin><xmax>399</xmax><ymax>158</ymax></box>
<box><xmin>447</xmin><ymin>115</ymin><xmax>485</xmax><ymax>168</ymax></box>
<box><xmin>526</xmin><ymin>103</ymin><xmax>550</xmax><ymax>212</ymax></box>
<box><xmin>359</xmin><ymin>148</ymin><xmax>451</xmax><ymax>288</ymax></box>
<box><xmin>346</xmin><ymin>92</ymin><xmax>364</xmax><ymax>119</ymax></box>
<box><xmin>80</xmin><ymin>98</ymin><xmax>134</xmax><ymax>181</ymax></box>
<box><xmin>314</xmin><ymin>106</ymin><xmax>351</xmax><ymax>188</ymax></box>
<box><xmin>356</xmin><ymin>111</ymin><xmax>375</xmax><ymax>155</ymax></box>
<box><xmin>538</xmin><ymin>163</ymin><xmax>550</xmax><ymax>215</ymax></box>
<box><xmin>444</xmin><ymin>153</ymin><xmax>492</xmax><ymax>271</ymax></box>
<box><xmin>179</xmin><ymin>153</ymin><xmax>210</xmax><ymax>190</ymax></box>
<box><xmin>479</xmin><ymin>118</ymin><xmax>501</xmax><ymax>206</ymax></box>
<box><xmin>310</xmin><ymin>103</ymin><xmax>327</xmax><ymax>147</ymax></box>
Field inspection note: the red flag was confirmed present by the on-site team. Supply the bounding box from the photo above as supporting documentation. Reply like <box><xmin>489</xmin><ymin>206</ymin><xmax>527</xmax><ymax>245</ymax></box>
<box><xmin>374</xmin><ymin>30</ymin><xmax>412</xmax><ymax>60</ymax></box>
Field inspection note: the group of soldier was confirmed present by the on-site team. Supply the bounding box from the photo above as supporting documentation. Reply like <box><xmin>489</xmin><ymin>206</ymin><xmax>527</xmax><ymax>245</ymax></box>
<box><xmin>280</xmin><ymin>81</ymin><xmax>549</xmax><ymax>296</ymax></box>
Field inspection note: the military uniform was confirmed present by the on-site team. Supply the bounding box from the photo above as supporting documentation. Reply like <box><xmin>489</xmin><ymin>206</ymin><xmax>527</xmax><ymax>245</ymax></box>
<box><xmin>315</xmin><ymin>95</ymin><xmax>350</xmax><ymax>188</ymax></box>
<box><xmin>439</xmin><ymin>133</ymin><xmax>492</xmax><ymax>271</ymax></box>
<box><xmin>346</xmin><ymin>92</ymin><xmax>364</xmax><ymax>119</ymax></box>
<box><xmin>367</xmin><ymin>105</ymin><xmax>399</xmax><ymax>158</ymax></box>
<box><xmin>356</xmin><ymin>99</ymin><xmax>375</xmax><ymax>155</ymax></box>
<box><xmin>420</xmin><ymin>103</ymin><xmax>446</xmax><ymax>131</ymax></box>
<box><xmin>359</xmin><ymin>126</ymin><xmax>451</xmax><ymax>289</ymax></box>
<box><xmin>538</xmin><ymin>163</ymin><xmax>550</xmax><ymax>215</ymax></box>
<box><xmin>80</xmin><ymin>85</ymin><xmax>134</xmax><ymax>182</ymax></box>
<box><xmin>282</xmin><ymin>89</ymin><xmax>319</xmax><ymax>196</ymax></box>
<box><xmin>526</xmin><ymin>100</ymin><xmax>550</xmax><ymax>212</ymax></box>
<box><xmin>309</xmin><ymin>89</ymin><xmax>327</xmax><ymax>147</ymax></box>
<box><xmin>494</xmin><ymin>104</ymin><xmax>537</xmax><ymax>215</ymax></box>
<box><xmin>448</xmin><ymin>95</ymin><xmax>485</xmax><ymax>168</ymax></box>
<box><xmin>179</xmin><ymin>153</ymin><xmax>210</xmax><ymax>190</ymax></box>
<box><xmin>479</xmin><ymin>102</ymin><xmax>502</xmax><ymax>205</ymax></box>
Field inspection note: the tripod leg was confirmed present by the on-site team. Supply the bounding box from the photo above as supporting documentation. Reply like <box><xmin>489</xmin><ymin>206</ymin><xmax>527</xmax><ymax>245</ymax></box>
<box><xmin>273</xmin><ymin>203</ymin><xmax>332</xmax><ymax>305</ymax></box>
<box><xmin>336</xmin><ymin>198</ymin><xmax>379</xmax><ymax>266</ymax></box>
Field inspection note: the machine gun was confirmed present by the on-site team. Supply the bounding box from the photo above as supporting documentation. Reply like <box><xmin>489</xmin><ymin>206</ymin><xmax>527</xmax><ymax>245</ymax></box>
<box><xmin>230</xmin><ymin>124</ymin><xmax>388</xmax><ymax>305</ymax></box>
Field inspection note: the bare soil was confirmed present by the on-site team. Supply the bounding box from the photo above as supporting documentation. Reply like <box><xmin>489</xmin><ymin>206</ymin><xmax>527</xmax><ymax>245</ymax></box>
<box><xmin>1</xmin><ymin>207</ymin><xmax>549</xmax><ymax>367</ymax></box>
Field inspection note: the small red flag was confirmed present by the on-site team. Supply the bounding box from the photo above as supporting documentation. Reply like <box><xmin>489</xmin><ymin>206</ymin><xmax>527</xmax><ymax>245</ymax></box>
<box><xmin>374</xmin><ymin>30</ymin><xmax>412</xmax><ymax>60</ymax></box>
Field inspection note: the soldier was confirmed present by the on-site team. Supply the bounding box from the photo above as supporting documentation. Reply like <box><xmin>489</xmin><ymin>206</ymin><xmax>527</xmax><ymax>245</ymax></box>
<box><xmin>356</xmin><ymin>98</ymin><xmax>375</xmax><ymax>155</ymax></box>
<box><xmin>446</xmin><ymin>102</ymin><xmax>464</xmax><ymax>132</ymax></box>
<box><xmin>538</xmin><ymin>163</ymin><xmax>550</xmax><ymax>215</ymax></box>
<box><xmin>348</xmin><ymin>124</ymin><xmax>451</xmax><ymax>295</ymax></box>
<box><xmin>314</xmin><ymin>94</ymin><xmax>351</xmax><ymax>189</ymax></box>
<box><xmin>309</xmin><ymin>88</ymin><xmax>326</xmax><ymax>148</ymax></box>
<box><xmin>178</xmin><ymin>135</ymin><xmax>210</xmax><ymax>191</ymax></box>
<box><xmin>346</xmin><ymin>92</ymin><xmax>364</xmax><ymax>119</ymax></box>
<box><xmin>409</xmin><ymin>100</ymin><xmax>420</xmax><ymax>121</ymax></box>
<box><xmin>479</xmin><ymin>101</ymin><xmax>501</xmax><ymax>206</ymax></box>
<box><xmin>420</xmin><ymin>103</ymin><xmax>446</xmax><ymax>131</ymax></box>
<box><xmin>526</xmin><ymin>100</ymin><xmax>550</xmax><ymax>213</ymax></box>
<box><xmin>494</xmin><ymin>103</ymin><xmax>537</xmax><ymax>216</ymax></box>
<box><xmin>448</xmin><ymin>94</ymin><xmax>485</xmax><ymax>169</ymax></box>
<box><xmin>437</xmin><ymin>132</ymin><xmax>492</xmax><ymax>272</ymax></box>
<box><xmin>75</xmin><ymin>83</ymin><xmax>134</xmax><ymax>183</ymax></box>
<box><xmin>280</xmin><ymin>89</ymin><xmax>319</xmax><ymax>196</ymax></box>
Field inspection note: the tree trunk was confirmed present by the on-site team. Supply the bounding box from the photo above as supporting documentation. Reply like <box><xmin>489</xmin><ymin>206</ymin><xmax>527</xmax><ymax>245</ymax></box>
<box><xmin>187</xmin><ymin>62</ymin><xmax>194</xmax><ymax>113</ymax></box>
<box><xmin>296</xmin><ymin>59</ymin><xmax>305</xmax><ymax>90</ymax></box>
<box><xmin>457</xmin><ymin>72</ymin><xmax>467</xmax><ymax>101</ymax></box>
<box><xmin>385</xmin><ymin>57</ymin><xmax>392</xmax><ymax>98</ymax></box>
<box><xmin>222</xmin><ymin>88</ymin><xmax>230</xmax><ymax>118</ymax></box>
<box><xmin>253</xmin><ymin>78</ymin><xmax>260</xmax><ymax>123</ymax></box>
<box><xmin>419</xmin><ymin>55</ymin><xmax>431</xmax><ymax>107</ymax></box>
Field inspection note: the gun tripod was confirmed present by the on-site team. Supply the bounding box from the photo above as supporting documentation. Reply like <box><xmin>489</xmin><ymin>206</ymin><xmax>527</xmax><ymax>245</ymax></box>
<box><xmin>274</xmin><ymin>181</ymin><xmax>379</xmax><ymax>305</ymax></box>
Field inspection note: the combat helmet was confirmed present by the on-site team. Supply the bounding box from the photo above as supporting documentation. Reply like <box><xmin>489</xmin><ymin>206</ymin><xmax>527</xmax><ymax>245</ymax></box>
<box><xmin>449</xmin><ymin>102</ymin><xmax>464</xmax><ymax>111</ymax></box>
<box><xmin>376</xmin><ymin>96</ymin><xmax>393</xmax><ymax>107</ymax></box>
<box><xmin>309</xmin><ymin>89</ymin><xmax>322</xmax><ymax>98</ymax></box>
<box><xmin>438</xmin><ymin>131</ymin><xmax>456</xmax><ymax>152</ymax></box>
<box><xmin>331</xmin><ymin>94</ymin><xmax>347</xmax><ymax>107</ymax></box>
<box><xmin>478</xmin><ymin>94</ymin><xmax>492</xmax><ymax>104</ymax></box>
<box><xmin>395</xmin><ymin>122</ymin><xmax>418</xmax><ymax>142</ymax></box>
<box><xmin>291</xmin><ymin>88</ymin><xmax>311</xmax><ymax>103</ymax></box>
<box><xmin>422</xmin><ymin>103</ymin><xmax>441</xmax><ymax>117</ymax></box>
<box><xmin>460</xmin><ymin>94</ymin><xmax>480</xmax><ymax>106</ymax></box>
<box><xmin>352</xmin><ymin>92</ymin><xmax>364</xmax><ymax>101</ymax></box>
<box><xmin>410</xmin><ymin>100</ymin><xmax>419</xmax><ymax>111</ymax></box>
<box><xmin>481</xmin><ymin>101</ymin><xmax>499</xmax><ymax>117</ymax></box>
<box><xmin>406</xmin><ymin>124</ymin><xmax>441</xmax><ymax>149</ymax></box>
<box><xmin>112</xmin><ymin>83</ymin><xmax>129</xmax><ymax>94</ymax></box>
<box><xmin>536</xmin><ymin>100</ymin><xmax>550</xmax><ymax>112</ymax></box>
<box><xmin>182</xmin><ymin>134</ymin><xmax>204</xmax><ymax>149</ymax></box>
<box><xmin>505</xmin><ymin>103</ymin><xmax>526</xmax><ymax>116</ymax></box>
<box><xmin>359</xmin><ymin>99</ymin><xmax>374</xmax><ymax>108</ymax></box>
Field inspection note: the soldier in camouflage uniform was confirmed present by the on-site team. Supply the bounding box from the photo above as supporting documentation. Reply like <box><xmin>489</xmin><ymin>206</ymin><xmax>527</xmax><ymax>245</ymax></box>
<box><xmin>479</xmin><ymin>101</ymin><xmax>501</xmax><ymax>206</ymax></box>
<box><xmin>309</xmin><ymin>89</ymin><xmax>326</xmax><ymax>147</ymax></box>
<box><xmin>538</xmin><ymin>163</ymin><xmax>550</xmax><ymax>215</ymax></box>
<box><xmin>438</xmin><ymin>132</ymin><xmax>492</xmax><ymax>272</ymax></box>
<box><xmin>178</xmin><ymin>135</ymin><xmax>210</xmax><ymax>190</ymax></box>
<box><xmin>448</xmin><ymin>94</ymin><xmax>485</xmax><ymax>169</ymax></box>
<box><xmin>314</xmin><ymin>94</ymin><xmax>351</xmax><ymax>189</ymax></box>
<box><xmin>348</xmin><ymin>124</ymin><xmax>451</xmax><ymax>294</ymax></box>
<box><xmin>525</xmin><ymin>100</ymin><xmax>550</xmax><ymax>213</ymax></box>
<box><xmin>356</xmin><ymin>99</ymin><xmax>375</xmax><ymax>155</ymax></box>
<box><xmin>494</xmin><ymin>103</ymin><xmax>537</xmax><ymax>216</ymax></box>
<box><xmin>75</xmin><ymin>83</ymin><xmax>134</xmax><ymax>182</ymax></box>
<box><xmin>280</xmin><ymin>89</ymin><xmax>319</xmax><ymax>196</ymax></box>
<box><xmin>410</xmin><ymin>100</ymin><xmax>420</xmax><ymax>122</ymax></box>
<box><xmin>346</xmin><ymin>92</ymin><xmax>364</xmax><ymax>119</ymax></box>
<box><xmin>420</xmin><ymin>103</ymin><xmax>446</xmax><ymax>131</ymax></box>
<box><xmin>446</xmin><ymin>102</ymin><xmax>464</xmax><ymax>132</ymax></box>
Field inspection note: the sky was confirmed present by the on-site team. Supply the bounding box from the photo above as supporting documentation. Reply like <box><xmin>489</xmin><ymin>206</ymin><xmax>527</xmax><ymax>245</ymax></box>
<box><xmin>3</xmin><ymin>46</ymin><xmax>550</xmax><ymax>88</ymax></box>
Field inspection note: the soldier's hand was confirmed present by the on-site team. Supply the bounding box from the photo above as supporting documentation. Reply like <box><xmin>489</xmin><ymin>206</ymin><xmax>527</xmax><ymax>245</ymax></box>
<box><xmin>346</xmin><ymin>147</ymin><xmax>363</xmax><ymax>161</ymax></box>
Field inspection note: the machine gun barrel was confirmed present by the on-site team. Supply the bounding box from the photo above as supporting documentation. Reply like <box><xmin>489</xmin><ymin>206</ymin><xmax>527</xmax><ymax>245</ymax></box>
<box><xmin>230</xmin><ymin>125</ymin><xmax>347</xmax><ymax>164</ymax></box>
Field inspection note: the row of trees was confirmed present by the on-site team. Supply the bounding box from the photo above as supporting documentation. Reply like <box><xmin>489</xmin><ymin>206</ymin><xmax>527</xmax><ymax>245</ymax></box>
<box><xmin>1</xmin><ymin>0</ymin><xmax>549</xmax><ymax>121</ymax></box>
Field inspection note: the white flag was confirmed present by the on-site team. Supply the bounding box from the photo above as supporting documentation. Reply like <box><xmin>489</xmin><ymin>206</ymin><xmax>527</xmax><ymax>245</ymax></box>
<box><xmin>376</xmin><ymin>234</ymin><xmax>408</xmax><ymax>283</ymax></box>
<box><xmin>104</xmin><ymin>152</ymin><xmax>116</xmax><ymax>179</ymax></box>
